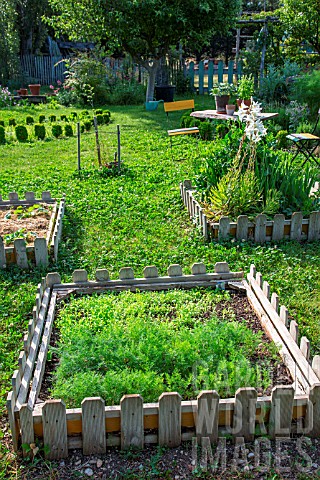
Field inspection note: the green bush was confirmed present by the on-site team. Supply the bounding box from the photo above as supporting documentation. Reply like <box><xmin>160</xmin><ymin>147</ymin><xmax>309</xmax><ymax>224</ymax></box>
<box><xmin>290</xmin><ymin>69</ymin><xmax>320</xmax><ymax>117</ymax></box>
<box><xmin>15</xmin><ymin>125</ymin><xmax>28</xmax><ymax>142</ymax></box>
<box><xmin>64</xmin><ymin>124</ymin><xmax>73</xmax><ymax>137</ymax></box>
<box><xmin>180</xmin><ymin>113</ymin><xmax>193</xmax><ymax>128</ymax></box>
<box><xmin>70</xmin><ymin>111</ymin><xmax>78</xmax><ymax>119</ymax></box>
<box><xmin>95</xmin><ymin>109</ymin><xmax>103</xmax><ymax>115</ymax></box>
<box><xmin>34</xmin><ymin>124</ymin><xmax>46</xmax><ymax>140</ymax></box>
<box><xmin>49</xmin><ymin>114</ymin><xmax>57</xmax><ymax>122</ymax></box>
<box><xmin>80</xmin><ymin>110</ymin><xmax>90</xmax><ymax>118</ymax></box>
<box><xmin>52</xmin><ymin>124</ymin><xmax>63</xmax><ymax>138</ymax></box>
<box><xmin>102</xmin><ymin>113</ymin><xmax>110</xmax><ymax>124</ymax></box>
<box><xmin>84</xmin><ymin>120</ymin><xmax>92</xmax><ymax>131</ymax></box>
<box><xmin>38</xmin><ymin>115</ymin><xmax>46</xmax><ymax>124</ymax></box>
<box><xmin>108</xmin><ymin>79</ymin><xmax>145</xmax><ymax>105</ymax></box>
<box><xmin>0</xmin><ymin>120</ymin><xmax>4</xmax><ymax>127</ymax></box>
<box><xmin>0</xmin><ymin>125</ymin><xmax>5</xmax><ymax>144</ymax></box>
<box><xmin>60</xmin><ymin>114</ymin><xmax>68</xmax><ymax>122</ymax></box>
<box><xmin>80</xmin><ymin>123</ymin><xmax>85</xmax><ymax>133</ymax></box>
<box><xmin>199</xmin><ymin>121</ymin><xmax>214</xmax><ymax>141</ymax></box>
<box><xmin>26</xmin><ymin>116</ymin><xmax>34</xmax><ymax>125</ymax></box>
<box><xmin>96</xmin><ymin>114</ymin><xmax>104</xmax><ymax>125</ymax></box>
<box><xmin>275</xmin><ymin>130</ymin><xmax>289</xmax><ymax>149</ymax></box>
<box><xmin>8</xmin><ymin>118</ymin><xmax>16</xmax><ymax>127</ymax></box>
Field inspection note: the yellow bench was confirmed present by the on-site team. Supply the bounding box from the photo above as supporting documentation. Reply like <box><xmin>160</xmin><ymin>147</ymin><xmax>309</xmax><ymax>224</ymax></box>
<box><xmin>164</xmin><ymin>100</ymin><xmax>199</xmax><ymax>145</ymax></box>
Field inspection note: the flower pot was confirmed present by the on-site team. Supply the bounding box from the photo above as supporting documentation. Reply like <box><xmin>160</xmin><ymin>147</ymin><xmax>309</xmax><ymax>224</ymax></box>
<box><xmin>29</xmin><ymin>84</ymin><xmax>41</xmax><ymax>96</ymax></box>
<box><xmin>226</xmin><ymin>104</ymin><xmax>236</xmax><ymax>116</ymax></box>
<box><xmin>237</xmin><ymin>98</ymin><xmax>251</xmax><ymax>109</ymax></box>
<box><xmin>214</xmin><ymin>95</ymin><xmax>230</xmax><ymax>114</ymax></box>
<box><xmin>20</xmin><ymin>88</ymin><xmax>28</xmax><ymax>96</ymax></box>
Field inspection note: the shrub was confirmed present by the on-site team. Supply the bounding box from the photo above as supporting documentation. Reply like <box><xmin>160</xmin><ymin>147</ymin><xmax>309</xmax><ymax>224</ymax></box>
<box><xmin>95</xmin><ymin>109</ymin><xmax>103</xmax><ymax>115</ymax></box>
<box><xmin>102</xmin><ymin>113</ymin><xmax>110</xmax><ymax>124</ymax></box>
<box><xmin>180</xmin><ymin>113</ymin><xmax>193</xmax><ymax>128</ymax></box>
<box><xmin>199</xmin><ymin>121</ymin><xmax>214</xmax><ymax>141</ymax></box>
<box><xmin>0</xmin><ymin>120</ymin><xmax>4</xmax><ymax>127</ymax></box>
<box><xmin>275</xmin><ymin>130</ymin><xmax>289</xmax><ymax>149</ymax></box>
<box><xmin>26</xmin><ymin>116</ymin><xmax>34</xmax><ymax>125</ymax></box>
<box><xmin>70</xmin><ymin>111</ymin><xmax>78</xmax><ymax>119</ymax></box>
<box><xmin>49</xmin><ymin>114</ymin><xmax>57</xmax><ymax>122</ymax></box>
<box><xmin>0</xmin><ymin>125</ymin><xmax>5</xmax><ymax>144</ymax></box>
<box><xmin>15</xmin><ymin>125</ymin><xmax>28</xmax><ymax>142</ymax></box>
<box><xmin>96</xmin><ymin>114</ymin><xmax>104</xmax><ymax>125</ymax></box>
<box><xmin>64</xmin><ymin>124</ymin><xmax>73</xmax><ymax>137</ymax></box>
<box><xmin>80</xmin><ymin>110</ymin><xmax>90</xmax><ymax>117</ymax></box>
<box><xmin>8</xmin><ymin>118</ymin><xmax>16</xmax><ymax>127</ymax></box>
<box><xmin>38</xmin><ymin>115</ymin><xmax>46</xmax><ymax>124</ymax></box>
<box><xmin>108</xmin><ymin>79</ymin><xmax>145</xmax><ymax>105</ymax></box>
<box><xmin>84</xmin><ymin>120</ymin><xmax>92</xmax><ymax>131</ymax></box>
<box><xmin>80</xmin><ymin>123</ymin><xmax>85</xmax><ymax>133</ymax></box>
<box><xmin>290</xmin><ymin>69</ymin><xmax>320</xmax><ymax>117</ymax></box>
<box><xmin>52</xmin><ymin>124</ymin><xmax>63</xmax><ymax>138</ymax></box>
<box><xmin>60</xmin><ymin>114</ymin><xmax>68</xmax><ymax>122</ymax></box>
<box><xmin>34</xmin><ymin>124</ymin><xmax>46</xmax><ymax>140</ymax></box>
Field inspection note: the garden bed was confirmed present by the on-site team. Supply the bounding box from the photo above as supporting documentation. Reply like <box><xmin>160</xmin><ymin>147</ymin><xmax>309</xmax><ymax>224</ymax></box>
<box><xmin>0</xmin><ymin>191</ymin><xmax>65</xmax><ymax>268</ymax></box>
<box><xmin>180</xmin><ymin>180</ymin><xmax>320</xmax><ymax>243</ymax></box>
<box><xmin>6</xmin><ymin>262</ymin><xmax>320</xmax><ymax>459</ymax></box>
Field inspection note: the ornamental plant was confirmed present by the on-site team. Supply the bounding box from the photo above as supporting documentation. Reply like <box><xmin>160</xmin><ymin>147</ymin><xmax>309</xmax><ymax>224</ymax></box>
<box><xmin>15</xmin><ymin>125</ymin><xmax>28</xmax><ymax>142</ymax></box>
<box><xmin>52</xmin><ymin>124</ymin><xmax>63</xmax><ymax>138</ymax></box>
<box><xmin>64</xmin><ymin>124</ymin><xmax>73</xmax><ymax>137</ymax></box>
<box><xmin>0</xmin><ymin>86</ymin><xmax>12</xmax><ymax>107</ymax></box>
<box><xmin>210</xmin><ymin>82</ymin><xmax>237</xmax><ymax>96</ymax></box>
<box><xmin>34</xmin><ymin>124</ymin><xmax>46</xmax><ymax>140</ymax></box>
<box><xmin>26</xmin><ymin>116</ymin><xmax>34</xmax><ymax>125</ymax></box>
<box><xmin>237</xmin><ymin>74</ymin><xmax>255</xmax><ymax>100</ymax></box>
<box><xmin>0</xmin><ymin>125</ymin><xmax>5</xmax><ymax>144</ymax></box>
<box><xmin>8</xmin><ymin>117</ymin><xmax>16</xmax><ymax>127</ymax></box>
<box><xmin>38</xmin><ymin>115</ymin><xmax>46</xmax><ymax>124</ymax></box>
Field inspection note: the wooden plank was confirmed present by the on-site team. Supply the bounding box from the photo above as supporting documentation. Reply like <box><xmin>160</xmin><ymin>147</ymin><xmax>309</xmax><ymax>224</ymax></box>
<box><xmin>46</xmin><ymin>203</ymin><xmax>57</xmax><ymax>245</ymax></box>
<box><xmin>308</xmin><ymin>211</ymin><xmax>320</xmax><ymax>241</ymax></box>
<box><xmin>121</xmin><ymin>395</ymin><xmax>144</xmax><ymax>449</ymax></box>
<box><xmin>269</xmin><ymin>385</ymin><xmax>294</xmax><ymax>438</ymax></box>
<box><xmin>271</xmin><ymin>292</ymin><xmax>279</xmax><ymax>313</ymax></box>
<box><xmin>300</xmin><ymin>337</ymin><xmax>310</xmax><ymax>361</ymax></box>
<box><xmin>16</xmin><ymin>288</ymin><xmax>51</xmax><ymax>408</ymax></box>
<box><xmin>290</xmin><ymin>212</ymin><xmax>303</xmax><ymax>240</ymax></box>
<box><xmin>14</xmin><ymin>239</ymin><xmax>28</xmax><ymax>269</ymax></box>
<box><xmin>217</xmin><ymin>61</ymin><xmax>223</xmax><ymax>83</ymax></box>
<box><xmin>233</xmin><ymin>388</ymin><xmax>257</xmax><ymax>442</ymax></box>
<box><xmin>312</xmin><ymin>355</ymin><xmax>320</xmax><ymax>380</ymax></box>
<box><xmin>11</xmin><ymin>370</ymin><xmax>21</xmax><ymax>401</ymax></box>
<box><xmin>158</xmin><ymin>392</ymin><xmax>181</xmax><ymax>447</ymax></box>
<box><xmin>43</xmin><ymin>400</ymin><xmax>68</xmax><ymax>459</ymax></box>
<box><xmin>272</xmin><ymin>214</ymin><xmax>285</xmax><ymax>241</ymax></box>
<box><xmin>7</xmin><ymin>391</ymin><xmax>19</xmax><ymax>451</ymax></box>
<box><xmin>196</xmin><ymin>391</ymin><xmax>219</xmax><ymax>443</ymax></box>
<box><xmin>290</xmin><ymin>320</ymin><xmax>299</xmax><ymax>343</ymax></box>
<box><xmin>82</xmin><ymin>397</ymin><xmax>106</xmax><ymax>455</ymax></box>
<box><xmin>207</xmin><ymin>61</ymin><xmax>214</xmax><ymax>92</ymax></box>
<box><xmin>28</xmin><ymin>292</ymin><xmax>57</xmax><ymax>408</ymax></box>
<box><xmin>0</xmin><ymin>236</ymin><xmax>6</xmax><ymax>268</ymax></box>
<box><xmin>34</xmin><ymin>238</ymin><xmax>48</xmax><ymax>267</ymax></box>
<box><xmin>198</xmin><ymin>61</ymin><xmax>204</xmax><ymax>95</ymax></box>
<box><xmin>305</xmin><ymin>384</ymin><xmax>320</xmax><ymax>437</ymax></box>
<box><xmin>20</xmin><ymin>404</ymin><xmax>35</xmax><ymax>457</ymax></box>
<box><xmin>218</xmin><ymin>216</ymin><xmax>230</xmax><ymax>240</ymax></box>
<box><xmin>262</xmin><ymin>281</ymin><xmax>270</xmax><ymax>300</ymax></box>
<box><xmin>236</xmin><ymin>215</ymin><xmax>248</xmax><ymax>241</ymax></box>
<box><xmin>203</xmin><ymin>214</ymin><xmax>209</xmax><ymax>240</ymax></box>
<box><xmin>247</xmin><ymin>274</ymin><xmax>319</xmax><ymax>386</ymax></box>
<box><xmin>254</xmin><ymin>214</ymin><xmax>267</xmax><ymax>243</ymax></box>
<box><xmin>280</xmin><ymin>305</ymin><xmax>289</xmax><ymax>327</ymax></box>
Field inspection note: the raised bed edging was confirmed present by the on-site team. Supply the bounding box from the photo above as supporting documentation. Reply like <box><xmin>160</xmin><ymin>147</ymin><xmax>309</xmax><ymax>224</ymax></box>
<box><xmin>0</xmin><ymin>191</ymin><xmax>65</xmax><ymax>269</ymax></box>
<box><xmin>180</xmin><ymin>180</ymin><xmax>320</xmax><ymax>243</ymax></box>
<box><xmin>7</xmin><ymin>262</ymin><xmax>320</xmax><ymax>459</ymax></box>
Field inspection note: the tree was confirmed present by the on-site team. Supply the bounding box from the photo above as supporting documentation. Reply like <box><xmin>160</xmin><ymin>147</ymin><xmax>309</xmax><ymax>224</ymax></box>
<box><xmin>279</xmin><ymin>0</ymin><xmax>320</xmax><ymax>58</ymax></box>
<box><xmin>16</xmin><ymin>0</ymin><xmax>51</xmax><ymax>55</ymax></box>
<box><xmin>0</xmin><ymin>0</ymin><xmax>19</xmax><ymax>84</ymax></box>
<box><xmin>47</xmin><ymin>0</ymin><xmax>241</xmax><ymax>101</ymax></box>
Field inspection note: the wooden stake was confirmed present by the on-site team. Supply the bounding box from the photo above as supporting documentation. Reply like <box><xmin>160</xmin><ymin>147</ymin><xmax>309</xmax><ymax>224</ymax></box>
<box><xmin>93</xmin><ymin>116</ymin><xmax>102</xmax><ymax>167</ymax></box>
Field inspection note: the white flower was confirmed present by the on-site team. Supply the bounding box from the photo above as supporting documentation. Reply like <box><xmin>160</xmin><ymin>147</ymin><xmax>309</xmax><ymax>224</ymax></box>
<box><xmin>238</xmin><ymin>99</ymin><xmax>267</xmax><ymax>143</ymax></box>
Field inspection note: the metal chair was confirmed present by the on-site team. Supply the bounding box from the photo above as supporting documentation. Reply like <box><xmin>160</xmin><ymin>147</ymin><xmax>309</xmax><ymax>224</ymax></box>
<box><xmin>286</xmin><ymin>108</ymin><xmax>320</xmax><ymax>166</ymax></box>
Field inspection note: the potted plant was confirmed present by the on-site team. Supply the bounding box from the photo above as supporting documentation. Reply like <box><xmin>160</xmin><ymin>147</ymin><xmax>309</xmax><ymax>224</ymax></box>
<box><xmin>210</xmin><ymin>82</ymin><xmax>237</xmax><ymax>114</ymax></box>
<box><xmin>28</xmin><ymin>84</ymin><xmax>41</xmax><ymax>96</ymax></box>
<box><xmin>237</xmin><ymin>74</ymin><xmax>255</xmax><ymax>108</ymax></box>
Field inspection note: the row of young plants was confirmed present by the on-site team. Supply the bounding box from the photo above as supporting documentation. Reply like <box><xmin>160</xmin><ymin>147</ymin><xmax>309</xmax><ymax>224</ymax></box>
<box><xmin>0</xmin><ymin>109</ymin><xmax>111</xmax><ymax>143</ymax></box>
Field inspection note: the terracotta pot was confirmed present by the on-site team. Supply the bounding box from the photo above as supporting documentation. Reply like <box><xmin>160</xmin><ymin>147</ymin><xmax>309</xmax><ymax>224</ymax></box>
<box><xmin>29</xmin><ymin>84</ymin><xmax>41</xmax><ymax>95</ymax></box>
<box><xmin>20</xmin><ymin>88</ymin><xmax>28</xmax><ymax>96</ymax></box>
<box><xmin>226</xmin><ymin>104</ymin><xmax>236</xmax><ymax>116</ymax></box>
<box><xmin>236</xmin><ymin>98</ymin><xmax>251</xmax><ymax>109</ymax></box>
<box><xmin>214</xmin><ymin>94</ymin><xmax>230</xmax><ymax>114</ymax></box>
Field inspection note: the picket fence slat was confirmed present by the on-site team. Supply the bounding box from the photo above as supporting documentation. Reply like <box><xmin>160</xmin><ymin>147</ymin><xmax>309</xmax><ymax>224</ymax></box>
<box><xmin>233</xmin><ymin>388</ymin><xmax>257</xmax><ymax>442</ymax></box>
<box><xmin>43</xmin><ymin>400</ymin><xmax>68</xmax><ymax>459</ymax></box>
<box><xmin>196</xmin><ymin>391</ymin><xmax>219</xmax><ymax>442</ymax></box>
<box><xmin>14</xmin><ymin>239</ymin><xmax>28</xmax><ymax>269</ymax></box>
<box><xmin>269</xmin><ymin>386</ymin><xmax>294</xmax><ymax>439</ymax></box>
<box><xmin>20</xmin><ymin>404</ymin><xmax>35</xmax><ymax>457</ymax></box>
<box><xmin>121</xmin><ymin>395</ymin><xmax>144</xmax><ymax>449</ymax></box>
<box><xmin>158</xmin><ymin>393</ymin><xmax>181</xmax><ymax>447</ymax></box>
<box><xmin>82</xmin><ymin>397</ymin><xmax>106</xmax><ymax>455</ymax></box>
<box><xmin>0</xmin><ymin>237</ymin><xmax>6</xmax><ymax>268</ymax></box>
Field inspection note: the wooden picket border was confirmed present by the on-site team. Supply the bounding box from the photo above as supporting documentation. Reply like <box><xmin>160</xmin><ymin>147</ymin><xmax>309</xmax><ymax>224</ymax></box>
<box><xmin>0</xmin><ymin>192</ymin><xmax>65</xmax><ymax>268</ymax></box>
<box><xmin>7</xmin><ymin>262</ymin><xmax>320</xmax><ymax>458</ymax></box>
<box><xmin>180</xmin><ymin>180</ymin><xmax>320</xmax><ymax>243</ymax></box>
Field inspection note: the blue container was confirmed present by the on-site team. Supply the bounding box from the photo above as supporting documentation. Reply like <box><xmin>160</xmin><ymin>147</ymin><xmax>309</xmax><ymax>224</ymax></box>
<box><xmin>145</xmin><ymin>101</ymin><xmax>160</xmax><ymax>111</ymax></box>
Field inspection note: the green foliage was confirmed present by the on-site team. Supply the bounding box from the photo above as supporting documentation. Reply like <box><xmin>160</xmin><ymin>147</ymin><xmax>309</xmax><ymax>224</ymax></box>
<box><xmin>64</xmin><ymin>124</ymin><xmax>73</xmax><ymax>137</ymax></box>
<box><xmin>0</xmin><ymin>120</ymin><xmax>4</xmax><ymax>127</ymax></box>
<box><xmin>80</xmin><ymin>123</ymin><xmax>85</xmax><ymax>133</ymax></box>
<box><xmin>290</xmin><ymin>70</ymin><xmax>320</xmax><ymax>117</ymax></box>
<box><xmin>0</xmin><ymin>125</ymin><xmax>5</xmax><ymax>144</ymax></box>
<box><xmin>49</xmin><ymin>114</ymin><xmax>56</xmax><ymax>122</ymax></box>
<box><xmin>95</xmin><ymin>109</ymin><xmax>103</xmax><ymax>115</ymax></box>
<box><xmin>15</xmin><ymin>125</ymin><xmax>28</xmax><ymax>142</ymax></box>
<box><xmin>102</xmin><ymin>112</ymin><xmax>110</xmax><ymax>124</ymax></box>
<box><xmin>52</xmin><ymin>290</ymin><xmax>276</xmax><ymax>406</ymax></box>
<box><xmin>107</xmin><ymin>80</ymin><xmax>145</xmax><ymax>105</ymax></box>
<box><xmin>38</xmin><ymin>114</ymin><xmax>45</xmax><ymax>124</ymax></box>
<box><xmin>34</xmin><ymin>123</ymin><xmax>46</xmax><ymax>140</ymax></box>
<box><xmin>96</xmin><ymin>113</ymin><xmax>104</xmax><ymax>125</ymax></box>
<box><xmin>8</xmin><ymin>117</ymin><xmax>16</xmax><ymax>127</ymax></box>
<box><xmin>0</xmin><ymin>0</ymin><xmax>19</xmax><ymax>84</ymax></box>
<box><xmin>70</xmin><ymin>111</ymin><xmax>78</xmax><ymax>119</ymax></box>
<box><xmin>275</xmin><ymin>129</ymin><xmax>289</xmax><ymax>148</ymax></box>
<box><xmin>210</xmin><ymin>82</ymin><xmax>237</xmax><ymax>96</ymax></box>
<box><xmin>84</xmin><ymin>119</ymin><xmax>92</xmax><ymax>131</ymax></box>
<box><xmin>198</xmin><ymin>121</ymin><xmax>214</xmax><ymax>141</ymax></box>
<box><xmin>60</xmin><ymin>114</ymin><xmax>68</xmax><ymax>122</ymax></box>
<box><xmin>25</xmin><ymin>115</ymin><xmax>34</xmax><ymax>125</ymax></box>
<box><xmin>237</xmin><ymin>74</ymin><xmax>255</xmax><ymax>99</ymax></box>
<box><xmin>285</xmin><ymin>100</ymin><xmax>310</xmax><ymax>131</ymax></box>
<box><xmin>52</xmin><ymin>123</ymin><xmax>62</xmax><ymax>138</ymax></box>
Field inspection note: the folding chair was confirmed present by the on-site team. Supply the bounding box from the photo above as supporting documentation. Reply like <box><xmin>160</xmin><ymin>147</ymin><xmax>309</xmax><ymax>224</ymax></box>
<box><xmin>286</xmin><ymin>108</ymin><xmax>320</xmax><ymax>166</ymax></box>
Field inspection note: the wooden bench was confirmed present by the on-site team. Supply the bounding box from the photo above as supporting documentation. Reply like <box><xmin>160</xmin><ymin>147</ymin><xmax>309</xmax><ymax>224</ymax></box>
<box><xmin>164</xmin><ymin>100</ymin><xmax>199</xmax><ymax>146</ymax></box>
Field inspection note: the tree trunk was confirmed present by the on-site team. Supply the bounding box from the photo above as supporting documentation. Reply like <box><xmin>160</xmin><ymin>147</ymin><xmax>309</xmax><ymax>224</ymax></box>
<box><xmin>145</xmin><ymin>61</ymin><xmax>159</xmax><ymax>102</ymax></box>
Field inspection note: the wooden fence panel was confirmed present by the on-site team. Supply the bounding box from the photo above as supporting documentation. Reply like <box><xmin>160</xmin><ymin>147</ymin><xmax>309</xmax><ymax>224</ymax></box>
<box><xmin>290</xmin><ymin>212</ymin><xmax>303</xmax><ymax>240</ymax></box>
<box><xmin>20</xmin><ymin>404</ymin><xmax>35</xmax><ymax>457</ymax></box>
<box><xmin>34</xmin><ymin>237</ymin><xmax>48</xmax><ymax>267</ymax></box>
<box><xmin>43</xmin><ymin>400</ymin><xmax>68</xmax><ymax>459</ymax></box>
<box><xmin>82</xmin><ymin>397</ymin><xmax>106</xmax><ymax>455</ymax></box>
<box><xmin>236</xmin><ymin>215</ymin><xmax>248</xmax><ymax>240</ymax></box>
<box><xmin>14</xmin><ymin>239</ymin><xmax>28</xmax><ymax>269</ymax></box>
<box><xmin>218</xmin><ymin>216</ymin><xmax>230</xmax><ymax>240</ymax></box>
<box><xmin>196</xmin><ymin>390</ymin><xmax>219</xmax><ymax>443</ymax></box>
<box><xmin>121</xmin><ymin>395</ymin><xmax>144</xmax><ymax>449</ymax></box>
<box><xmin>0</xmin><ymin>237</ymin><xmax>5</xmax><ymax>268</ymax></box>
<box><xmin>269</xmin><ymin>385</ymin><xmax>294</xmax><ymax>439</ymax></box>
<box><xmin>272</xmin><ymin>214</ymin><xmax>285</xmax><ymax>241</ymax></box>
<box><xmin>233</xmin><ymin>388</ymin><xmax>257</xmax><ymax>442</ymax></box>
<box><xmin>255</xmin><ymin>214</ymin><xmax>267</xmax><ymax>243</ymax></box>
<box><xmin>158</xmin><ymin>392</ymin><xmax>181</xmax><ymax>447</ymax></box>
<box><xmin>308</xmin><ymin>211</ymin><xmax>320</xmax><ymax>241</ymax></box>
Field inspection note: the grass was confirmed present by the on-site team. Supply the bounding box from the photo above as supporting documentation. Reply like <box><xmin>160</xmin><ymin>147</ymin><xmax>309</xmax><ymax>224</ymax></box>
<box><xmin>0</xmin><ymin>96</ymin><xmax>319</xmax><ymax>477</ymax></box>
<box><xmin>52</xmin><ymin>289</ymin><xmax>277</xmax><ymax>406</ymax></box>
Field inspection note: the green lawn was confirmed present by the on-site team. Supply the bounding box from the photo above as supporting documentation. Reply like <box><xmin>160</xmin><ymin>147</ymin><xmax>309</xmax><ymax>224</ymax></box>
<box><xmin>0</xmin><ymin>97</ymin><xmax>319</xmax><ymax>478</ymax></box>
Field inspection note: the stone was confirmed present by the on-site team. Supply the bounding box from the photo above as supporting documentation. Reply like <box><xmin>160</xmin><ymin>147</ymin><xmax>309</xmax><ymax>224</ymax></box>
<box><xmin>97</xmin><ymin>459</ymin><xmax>103</xmax><ymax>468</ymax></box>
<box><xmin>84</xmin><ymin>468</ymin><xmax>94</xmax><ymax>477</ymax></box>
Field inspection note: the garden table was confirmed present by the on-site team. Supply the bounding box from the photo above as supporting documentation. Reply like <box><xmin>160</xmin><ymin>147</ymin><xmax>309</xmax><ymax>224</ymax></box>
<box><xmin>190</xmin><ymin>110</ymin><xmax>278</xmax><ymax>121</ymax></box>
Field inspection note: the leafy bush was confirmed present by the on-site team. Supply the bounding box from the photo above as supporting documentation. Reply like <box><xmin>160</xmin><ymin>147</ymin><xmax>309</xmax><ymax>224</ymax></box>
<box><xmin>84</xmin><ymin>119</ymin><xmax>92</xmax><ymax>131</ymax></box>
<box><xmin>285</xmin><ymin>101</ymin><xmax>310</xmax><ymax>131</ymax></box>
<box><xmin>38</xmin><ymin>115</ymin><xmax>45</xmax><ymax>124</ymax></box>
<box><xmin>64</xmin><ymin>124</ymin><xmax>73</xmax><ymax>137</ymax></box>
<box><xmin>290</xmin><ymin>69</ymin><xmax>320</xmax><ymax>117</ymax></box>
<box><xmin>96</xmin><ymin>114</ymin><xmax>104</xmax><ymax>125</ymax></box>
<box><xmin>60</xmin><ymin>114</ymin><xmax>68</xmax><ymax>122</ymax></box>
<box><xmin>275</xmin><ymin>130</ymin><xmax>289</xmax><ymax>149</ymax></box>
<box><xmin>80</xmin><ymin>123</ymin><xmax>85</xmax><ymax>133</ymax></box>
<box><xmin>15</xmin><ymin>125</ymin><xmax>28</xmax><ymax>142</ymax></box>
<box><xmin>95</xmin><ymin>109</ymin><xmax>103</xmax><ymax>115</ymax></box>
<box><xmin>34</xmin><ymin>124</ymin><xmax>46</xmax><ymax>140</ymax></box>
<box><xmin>0</xmin><ymin>120</ymin><xmax>4</xmax><ymax>127</ymax></box>
<box><xmin>107</xmin><ymin>79</ymin><xmax>145</xmax><ymax>105</ymax></box>
<box><xmin>198</xmin><ymin>121</ymin><xmax>214</xmax><ymax>141</ymax></box>
<box><xmin>8</xmin><ymin>117</ymin><xmax>16</xmax><ymax>126</ymax></box>
<box><xmin>52</xmin><ymin>124</ymin><xmax>63</xmax><ymax>138</ymax></box>
<box><xmin>0</xmin><ymin>86</ymin><xmax>12</xmax><ymax>107</ymax></box>
<box><xmin>56</xmin><ymin>86</ymin><xmax>80</xmax><ymax>106</ymax></box>
<box><xmin>26</xmin><ymin>116</ymin><xmax>34</xmax><ymax>125</ymax></box>
<box><xmin>0</xmin><ymin>125</ymin><xmax>5</xmax><ymax>144</ymax></box>
<box><xmin>49</xmin><ymin>114</ymin><xmax>57</xmax><ymax>122</ymax></box>
<box><xmin>70</xmin><ymin>111</ymin><xmax>78</xmax><ymax>119</ymax></box>
<box><xmin>102</xmin><ymin>112</ymin><xmax>110</xmax><ymax>124</ymax></box>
